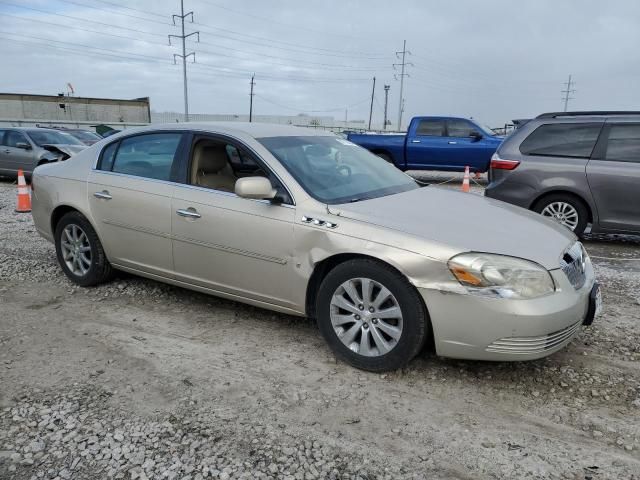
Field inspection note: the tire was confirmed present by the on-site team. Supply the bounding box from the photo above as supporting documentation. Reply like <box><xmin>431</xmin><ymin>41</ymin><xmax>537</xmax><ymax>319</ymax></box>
<box><xmin>533</xmin><ymin>193</ymin><xmax>589</xmax><ymax>236</ymax></box>
<box><xmin>54</xmin><ymin>211</ymin><xmax>115</xmax><ymax>287</ymax></box>
<box><xmin>316</xmin><ymin>259</ymin><xmax>428</xmax><ymax>372</ymax></box>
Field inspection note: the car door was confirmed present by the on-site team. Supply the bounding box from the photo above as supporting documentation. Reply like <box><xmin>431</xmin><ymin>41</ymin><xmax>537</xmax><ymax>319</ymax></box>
<box><xmin>587</xmin><ymin>122</ymin><xmax>640</xmax><ymax>233</ymax></box>
<box><xmin>2</xmin><ymin>130</ymin><xmax>37</xmax><ymax>173</ymax></box>
<box><xmin>87</xmin><ymin>131</ymin><xmax>186</xmax><ymax>276</ymax></box>
<box><xmin>404</xmin><ymin>119</ymin><xmax>450</xmax><ymax>169</ymax></box>
<box><xmin>443</xmin><ymin>119</ymin><xmax>493</xmax><ymax>172</ymax></box>
<box><xmin>171</xmin><ymin>134</ymin><xmax>298</xmax><ymax>310</ymax></box>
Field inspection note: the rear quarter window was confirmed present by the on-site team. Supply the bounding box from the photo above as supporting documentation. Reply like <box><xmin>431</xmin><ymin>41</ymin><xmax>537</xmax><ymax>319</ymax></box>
<box><xmin>519</xmin><ymin>123</ymin><xmax>602</xmax><ymax>158</ymax></box>
<box><xmin>603</xmin><ymin>124</ymin><xmax>640</xmax><ymax>163</ymax></box>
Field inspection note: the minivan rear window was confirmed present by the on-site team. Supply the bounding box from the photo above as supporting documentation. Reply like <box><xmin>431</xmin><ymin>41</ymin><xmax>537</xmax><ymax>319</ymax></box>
<box><xmin>519</xmin><ymin>123</ymin><xmax>602</xmax><ymax>158</ymax></box>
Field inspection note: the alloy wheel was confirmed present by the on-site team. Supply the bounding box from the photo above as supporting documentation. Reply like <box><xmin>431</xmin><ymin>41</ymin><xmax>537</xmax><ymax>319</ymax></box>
<box><xmin>330</xmin><ymin>277</ymin><xmax>403</xmax><ymax>357</ymax></box>
<box><xmin>541</xmin><ymin>201</ymin><xmax>579</xmax><ymax>230</ymax></box>
<box><xmin>60</xmin><ymin>224</ymin><xmax>92</xmax><ymax>276</ymax></box>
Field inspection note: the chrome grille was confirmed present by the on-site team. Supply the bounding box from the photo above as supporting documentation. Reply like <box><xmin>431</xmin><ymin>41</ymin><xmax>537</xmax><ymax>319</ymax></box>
<box><xmin>486</xmin><ymin>321</ymin><xmax>581</xmax><ymax>355</ymax></box>
<box><xmin>560</xmin><ymin>242</ymin><xmax>587</xmax><ymax>290</ymax></box>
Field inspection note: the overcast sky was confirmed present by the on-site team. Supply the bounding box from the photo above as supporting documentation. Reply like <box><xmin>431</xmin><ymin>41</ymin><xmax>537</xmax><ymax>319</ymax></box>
<box><xmin>2</xmin><ymin>0</ymin><xmax>640</xmax><ymax>128</ymax></box>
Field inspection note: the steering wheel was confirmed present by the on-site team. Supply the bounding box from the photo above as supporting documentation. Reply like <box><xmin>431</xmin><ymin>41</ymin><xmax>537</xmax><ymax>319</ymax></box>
<box><xmin>336</xmin><ymin>164</ymin><xmax>352</xmax><ymax>177</ymax></box>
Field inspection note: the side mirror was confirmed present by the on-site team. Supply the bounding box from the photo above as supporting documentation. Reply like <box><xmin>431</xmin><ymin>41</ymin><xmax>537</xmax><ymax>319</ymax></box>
<box><xmin>235</xmin><ymin>176</ymin><xmax>277</xmax><ymax>200</ymax></box>
<box><xmin>469</xmin><ymin>131</ymin><xmax>483</xmax><ymax>142</ymax></box>
<box><xmin>16</xmin><ymin>142</ymin><xmax>31</xmax><ymax>150</ymax></box>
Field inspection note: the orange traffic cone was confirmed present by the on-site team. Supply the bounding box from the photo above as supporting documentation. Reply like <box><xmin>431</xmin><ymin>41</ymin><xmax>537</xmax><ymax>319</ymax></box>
<box><xmin>461</xmin><ymin>166</ymin><xmax>470</xmax><ymax>193</ymax></box>
<box><xmin>15</xmin><ymin>169</ymin><xmax>32</xmax><ymax>213</ymax></box>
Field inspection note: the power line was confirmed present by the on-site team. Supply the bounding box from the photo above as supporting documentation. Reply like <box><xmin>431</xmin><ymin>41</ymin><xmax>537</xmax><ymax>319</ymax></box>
<box><xmin>91</xmin><ymin>0</ymin><xmax>170</xmax><ymax>19</ymax></box>
<box><xmin>0</xmin><ymin>31</ymin><xmax>371</xmax><ymax>84</ymax></box>
<box><xmin>393</xmin><ymin>40</ymin><xmax>412</xmax><ymax>131</ymax></box>
<box><xmin>48</xmin><ymin>0</ymin><xmax>176</xmax><ymax>27</ymax></box>
<box><xmin>562</xmin><ymin>74</ymin><xmax>576</xmax><ymax>112</ymax></box>
<box><xmin>0</xmin><ymin>1</ymin><xmax>167</xmax><ymax>38</ymax></box>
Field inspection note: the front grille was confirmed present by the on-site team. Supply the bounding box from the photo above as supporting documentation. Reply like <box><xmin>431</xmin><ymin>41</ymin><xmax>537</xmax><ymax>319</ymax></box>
<box><xmin>486</xmin><ymin>321</ymin><xmax>581</xmax><ymax>355</ymax></box>
<box><xmin>560</xmin><ymin>242</ymin><xmax>587</xmax><ymax>290</ymax></box>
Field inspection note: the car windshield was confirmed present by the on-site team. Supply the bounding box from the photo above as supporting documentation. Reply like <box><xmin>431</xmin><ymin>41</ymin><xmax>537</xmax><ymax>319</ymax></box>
<box><xmin>259</xmin><ymin>136</ymin><xmax>418</xmax><ymax>204</ymax></box>
<box><xmin>69</xmin><ymin>130</ymin><xmax>101</xmax><ymax>143</ymax></box>
<box><xmin>27</xmin><ymin>130</ymin><xmax>84</xmax><ymax>146</ymax></box>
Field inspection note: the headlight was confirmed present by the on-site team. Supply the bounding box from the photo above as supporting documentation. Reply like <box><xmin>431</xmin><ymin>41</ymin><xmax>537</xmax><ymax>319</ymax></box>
<box><xmin>448</xmin><ymin>253</ymin><xmax>555</xmax><ymax>299</ymax></box>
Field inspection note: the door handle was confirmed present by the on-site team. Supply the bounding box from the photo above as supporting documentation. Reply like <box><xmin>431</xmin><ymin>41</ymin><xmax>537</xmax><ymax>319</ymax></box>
<box><xmin>448</xmin><ymin>141</ymin><xmax>457</xmax><ymax>145</ymax></box>
<box><xmin>176</xmin><ymin>208</ymin><xmax>201</xmax><ymax>219</ymax></box>
<box><xmin>411</xmin><ymin>140</ymin><xmax>421</xmax><ymax>143</ymax></box>
<box><xmin>93</xmin><ymin>190</ymin><xmax>112</xmax><ymax>200</ymax></box>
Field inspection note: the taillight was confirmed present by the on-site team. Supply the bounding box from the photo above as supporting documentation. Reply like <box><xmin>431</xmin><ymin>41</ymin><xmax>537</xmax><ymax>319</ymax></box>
<box><xmin>490</xmin><ymin>153</ymin><xmax>520</xmax><ymax>170</ymax></box>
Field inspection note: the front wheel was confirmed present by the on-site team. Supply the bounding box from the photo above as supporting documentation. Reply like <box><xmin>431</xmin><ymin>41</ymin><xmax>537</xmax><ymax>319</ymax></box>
<box><xmin>533</xmin><ymin>194</ymin><xmax>588</xmax><ymax>236</ymax></box>
<box><xmin>54</xmin><ymin>211</ymin><xmax>114</xmax><ymax>287</ymax></box>
<box><xmin>316</xmin><ymin>259</ymin><xmax>428</xmax><ymax>372</ymax></box>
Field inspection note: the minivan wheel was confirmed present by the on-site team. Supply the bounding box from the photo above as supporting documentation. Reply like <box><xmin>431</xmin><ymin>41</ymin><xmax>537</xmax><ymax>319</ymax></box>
<box><xmin>316</xmin><ymin>259</ymin><xmax>428</xmax><ymax>372</ymax></box>
<box><xmin>54</xmin><ymin>211</ymin><xmax>114</xmax><ymax>287</ymax></box>
<box><xmin>533</xmin><ymin>194</ymin><xmax>588</xmax><ymax>236</ymax></box>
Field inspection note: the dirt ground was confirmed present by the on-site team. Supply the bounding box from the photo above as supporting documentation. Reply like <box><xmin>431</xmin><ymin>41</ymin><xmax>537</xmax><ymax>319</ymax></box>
<box><xmin>1</xmin><ymin>175</ymin><xmax>639</xmax><ymax>480</ymax></box>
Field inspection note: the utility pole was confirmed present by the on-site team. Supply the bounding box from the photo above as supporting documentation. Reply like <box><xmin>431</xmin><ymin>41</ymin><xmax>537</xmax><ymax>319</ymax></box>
<box><xmin>561</xmin><ymin>74</ymin><xmax>576</xmax><ymax>112</ymax></box>
<box><xmin>367</xmin><ymin>76</ymin><xmax>376</xmax><ymax>130</ymax></box>
<box><xmin>249</xmin><ymin>74</ymin><xmax>255</xmax><ymax>122</ymax></box>
<box><xmin>383</xmin><ymin>84</ymin><xmax>390</xmax><ymax>130</ymax></box>
<box><xmin>169</xmin><ymin>0</ymin><xmax>199</xmax><ymax>122</ymax></box>
<box><xmin>393</xmin><ymin>40</ymin><xmax>412</xmax><ymax>131</ymax></box>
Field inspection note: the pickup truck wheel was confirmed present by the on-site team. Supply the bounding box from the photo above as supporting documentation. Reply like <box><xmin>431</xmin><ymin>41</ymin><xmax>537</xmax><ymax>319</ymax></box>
<box><xmin>316</xmin><ymin>259</ymin><xmax>428</xmax><ymax>372</ymax></box>
<box><xmin>375</xmin><ymin>153</ymin><xmax>392</xmax><ymax>163</ymax></box>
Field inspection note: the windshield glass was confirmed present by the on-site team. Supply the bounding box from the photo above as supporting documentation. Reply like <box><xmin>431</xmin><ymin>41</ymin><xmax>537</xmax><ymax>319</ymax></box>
<box><xmin>27</xmin><ymin>130</ymin><xmax>84</xmax><ymax>146</ymax></box>
<box><xmin>69</xmin><ymin>130</ymin><xmax>101</xmax><ymax>143</ymax></box>
<box><xmin>259</xmin><ymin>136</ymin><xmax>418</xmax><ymax>204</ymax></box>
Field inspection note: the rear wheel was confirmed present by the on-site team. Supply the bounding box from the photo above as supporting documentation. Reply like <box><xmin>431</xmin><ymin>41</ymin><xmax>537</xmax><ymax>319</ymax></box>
<box><xmin>54</xmin><ymin>211</ymin><xmax>114</xmax><ymax>287</ymax></box>
<box><xmin>316</xmin><ymin>259</ymin><xmax>428</xmax><ymax>372</ymax></box>
<box><xmin>533</xmin><ymin>193</ymin><xmax>588</xmax><ymax>236</ymax></box>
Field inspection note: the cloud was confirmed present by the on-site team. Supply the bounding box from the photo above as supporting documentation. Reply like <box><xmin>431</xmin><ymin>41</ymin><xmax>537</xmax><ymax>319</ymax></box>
<box><xmin>1</xmin><ymin>0</ymin><xmax>639</xmax><ymax>128</ymax></box>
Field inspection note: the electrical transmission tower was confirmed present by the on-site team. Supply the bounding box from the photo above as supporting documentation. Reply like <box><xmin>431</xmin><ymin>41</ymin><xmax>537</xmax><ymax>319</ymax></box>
<box><xmin>561</xmin><ymin>74</ymin><xmax>576</xmax><ymax>112</ymax></box>
<box><xmin>169</xmin><ymin>0</ymin><xmax>199</xmax><ymax>122</ymax></box>
<box><xmin>393</xmin><ymin>40</ymin><xmax>412</xmax><ymax>131</ymax></box>
<box><xmin>249</xmin><ymin>74</ymin><xmax>256</xmax><ymax>122</ymax></box>
<box><xmin>383</xmin><ymin>85</ymin><xmax>390</xmax><ymax>130</ymax></box>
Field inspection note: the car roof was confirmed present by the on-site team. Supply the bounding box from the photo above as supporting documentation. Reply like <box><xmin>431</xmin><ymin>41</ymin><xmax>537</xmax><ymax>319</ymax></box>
<box><xmin>535</xmin><ymin>111</ymin><xmax>640</xmax><ymax>121</ymax></box>
<box><xmin>113</xmin><ymin>122</ymin><xmax>336</xmax><ymax>139</ymax></box>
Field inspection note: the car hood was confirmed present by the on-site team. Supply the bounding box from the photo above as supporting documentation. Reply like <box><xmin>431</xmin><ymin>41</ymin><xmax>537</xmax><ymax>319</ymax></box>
<box><xmin>41</xmin><ymin>144</ymin><xmax>87</xmax><ymax>156</ymax></box>
<box><xmin>328</xmin><ymin>187</ymin><xmax>575</xmax><ymax>270</ymax></box>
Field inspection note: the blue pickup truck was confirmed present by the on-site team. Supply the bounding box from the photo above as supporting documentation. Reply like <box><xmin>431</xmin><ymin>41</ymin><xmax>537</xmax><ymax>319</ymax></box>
<box><xmin>346</xmin><ymin>116</ymin><xmax>504</xmax><ymax>173</ymax></box>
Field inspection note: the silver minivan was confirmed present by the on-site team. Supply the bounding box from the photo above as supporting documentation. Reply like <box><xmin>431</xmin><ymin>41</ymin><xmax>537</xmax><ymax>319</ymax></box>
<box><xmin>486</xmin><ymin>111</ymin><xmax>640</xmax><ymax>236</ymax></box>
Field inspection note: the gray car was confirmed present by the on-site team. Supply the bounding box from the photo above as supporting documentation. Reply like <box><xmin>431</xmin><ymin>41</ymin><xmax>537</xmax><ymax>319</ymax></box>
<box><xmin>30</xmin><ymin>123</ymin><xmax>601</xmax><ymax>372</ymax></box>
<box><xmin>486</xmin><ymin>111</ymin><xmax>640</xmax><ymax>236</ymax></box>
<box><xmin>0</xmin><ymin>127</ymin><xmax>87</xmax><ymax>178</ymax></box>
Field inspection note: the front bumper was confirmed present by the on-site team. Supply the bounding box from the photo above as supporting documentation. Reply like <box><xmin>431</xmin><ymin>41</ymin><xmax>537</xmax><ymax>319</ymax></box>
<box><xmin>419</xmin><ymin>264</ymin><xmax>596</xmax><ymax>361</ymax></box>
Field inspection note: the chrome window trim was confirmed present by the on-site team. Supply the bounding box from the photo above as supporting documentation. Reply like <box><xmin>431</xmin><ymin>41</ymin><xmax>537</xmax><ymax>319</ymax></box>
<box><xmin>89</xmin><ymin>169</ymin><xmax>295</xmax><ymax>209</ymax></box>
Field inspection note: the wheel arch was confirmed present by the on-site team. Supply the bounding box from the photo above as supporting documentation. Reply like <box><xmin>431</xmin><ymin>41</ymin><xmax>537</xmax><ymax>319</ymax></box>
<box><xmin>529</xmin><ymin>189</ymin><xmax>594</xmax><ymax>224</ymax></box>
<box><xmin>50</xmin><ymin>204</ymin><xmax>95</xmax><ymax>237</ymax></box>
<box><xmin>305</xmin><ymin>252</ymin><xmax>435</xmax><ymax>353</ymax></box>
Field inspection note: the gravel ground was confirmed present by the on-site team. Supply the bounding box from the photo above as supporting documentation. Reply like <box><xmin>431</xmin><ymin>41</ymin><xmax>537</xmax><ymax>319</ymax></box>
<box><xmin>1</xmin><ymin>176</ymin><xmax>639</xmax><ymax>480</ymax></box>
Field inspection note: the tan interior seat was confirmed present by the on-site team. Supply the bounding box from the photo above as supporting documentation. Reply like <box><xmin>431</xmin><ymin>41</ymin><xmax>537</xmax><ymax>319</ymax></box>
<box><xmin>191</xmin><ymin>143</ymin><xmax>237</xmax><ymax>192</ymax></box>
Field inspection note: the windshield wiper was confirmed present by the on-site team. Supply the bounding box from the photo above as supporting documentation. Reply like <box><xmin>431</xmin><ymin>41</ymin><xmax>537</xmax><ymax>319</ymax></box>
<box><xmin>349</xmin><ymin>197</ymin><xmax>364</xmax><ymax>203</ymax></box>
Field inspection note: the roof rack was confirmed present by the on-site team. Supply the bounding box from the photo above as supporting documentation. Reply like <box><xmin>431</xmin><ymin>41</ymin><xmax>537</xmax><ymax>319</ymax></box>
<box><xmin>536</xmin><ymin>111</ymin><xmax>640</xmax><ymax>119</ymax></box>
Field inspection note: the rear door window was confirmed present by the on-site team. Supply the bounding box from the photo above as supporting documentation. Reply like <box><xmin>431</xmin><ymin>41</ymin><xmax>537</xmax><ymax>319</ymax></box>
<box><xmin>415</xmin><ymin>119</ymin><xmax>445</xmax><ymax>136</ymax></box>
<box><xmin>519</xmin><ymin>123</ymin><xmax>602</xmax><ymax>158</ymax></box>
<box><xmin>107</xmin><ymin>133</ymin><xmax>183</xmax><ymax>181</ymax></box>
<box><xmin>603</xmin><ymin>124</ymin><xmax>640</xmax><ymax>163</ymax></box>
